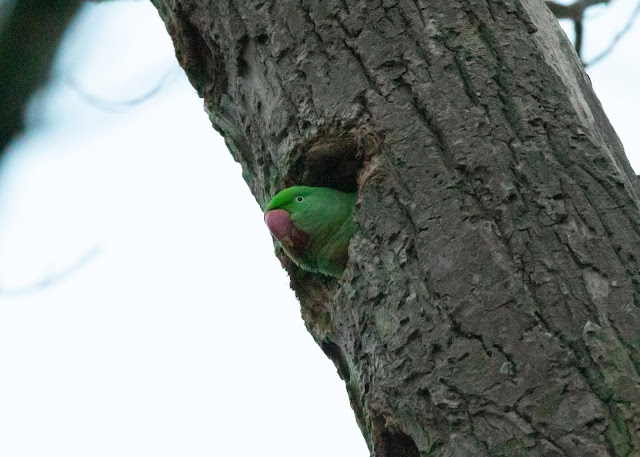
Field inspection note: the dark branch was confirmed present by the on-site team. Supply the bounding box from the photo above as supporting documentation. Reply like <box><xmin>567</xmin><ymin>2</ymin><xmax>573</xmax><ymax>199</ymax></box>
<box><xmin>0</xmin><ymin>0</ymin><xmax>84</xmax><ymax>158</ymax></box>
<box><xmin>546</xmin><ymin>0</ymin><xmax>610</xmax><ymax>20</ymax></box>
<box><xmin>546</xmin><ymin>0</ymin><xmax>610</xmax><ymax>59</ymax></box>
<box><xmin>574</xmin><ymin>20</ymin><xmax>584</xmax><ymax>58</ymax></box>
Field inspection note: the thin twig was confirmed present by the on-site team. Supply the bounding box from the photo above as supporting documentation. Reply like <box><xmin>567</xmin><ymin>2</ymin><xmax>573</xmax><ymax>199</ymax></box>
<box><xmin>0</xmin><ymin>245</ymin><xmax>103</xmax><ymax>296</ymax></box>
<box><xmin>585</xmin><ymin>0</ymin><xmax>640</xmax><ymax>67</ymax></box>
<box><xmin>546</xmin><ymin>0</ymin><xmax>611</xmax><ymax>58</ymax></box>
<box><xmin>65</xmin><ymin>69</ymin><xmax>180</xmax><ymax>113</ymax></box>
<box><xmin>574</xmin><ymin>20</ymin><xmax>584</xmax><ymax>57</ymax></box>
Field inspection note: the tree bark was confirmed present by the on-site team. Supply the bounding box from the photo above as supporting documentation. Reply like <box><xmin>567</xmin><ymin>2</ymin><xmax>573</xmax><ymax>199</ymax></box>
<box><xmin>151</xmin><ymin>0</ymin><xmax>640</xmax><ymax>455</ymax></box>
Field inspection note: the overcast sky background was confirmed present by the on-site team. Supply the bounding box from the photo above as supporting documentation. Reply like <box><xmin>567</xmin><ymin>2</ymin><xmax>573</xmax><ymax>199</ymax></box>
<box><xmin>0</xmin><ymin>1</ymin><xmax>638</xmax><ymax>456</ymax></box>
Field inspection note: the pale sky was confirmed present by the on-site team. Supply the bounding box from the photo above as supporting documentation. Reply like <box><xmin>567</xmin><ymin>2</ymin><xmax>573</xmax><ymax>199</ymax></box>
<box><xmin>0</xmin><ymin>1</ymin><xmax>638</xmax><ymax>456</ymax></box>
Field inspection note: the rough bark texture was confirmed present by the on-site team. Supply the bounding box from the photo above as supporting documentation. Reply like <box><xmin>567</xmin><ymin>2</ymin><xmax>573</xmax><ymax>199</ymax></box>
<box><xmin>151</xmin><ymin>0</ymin><xmax>640</xmax><ymax>455</ymax></box>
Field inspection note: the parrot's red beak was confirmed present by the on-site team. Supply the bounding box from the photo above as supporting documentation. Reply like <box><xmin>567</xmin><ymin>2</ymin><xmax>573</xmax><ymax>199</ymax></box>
<box><xmin>265</xmin><ymin>209</ymin><xmax>293</xmax><ymax>246</ymax></box>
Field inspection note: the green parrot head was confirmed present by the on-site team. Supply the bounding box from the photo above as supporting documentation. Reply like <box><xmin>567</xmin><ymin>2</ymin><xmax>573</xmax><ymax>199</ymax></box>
<box><xmin>264</xmin><ymin>185</ymin><xmax>356</xmax><ymax>277</ymax></box>
<box><xmin>264</xmin><ymin>186</ymin><xmax>316</xmax><ymax>250</ymax></box>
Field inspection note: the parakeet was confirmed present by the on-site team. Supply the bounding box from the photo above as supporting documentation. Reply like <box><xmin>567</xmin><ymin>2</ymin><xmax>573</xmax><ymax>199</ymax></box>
<box><xmin>264</xmin><ymin>186</ymin><xmax>357</xmax><ymax>277</ymax></box>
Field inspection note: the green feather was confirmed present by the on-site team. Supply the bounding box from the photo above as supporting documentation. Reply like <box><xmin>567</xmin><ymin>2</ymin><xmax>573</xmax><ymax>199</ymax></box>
<box><xmin>265</xmin><ymin>186</ymin><xmax>357</xmax><ymax>277</ymax></box>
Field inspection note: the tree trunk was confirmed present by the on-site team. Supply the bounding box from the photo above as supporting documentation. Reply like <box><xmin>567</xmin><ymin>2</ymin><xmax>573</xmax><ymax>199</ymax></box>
<box><xmin>151</xmin><ymin>0</ymin><xmax>640</xmax><ymax>455</ymax></box>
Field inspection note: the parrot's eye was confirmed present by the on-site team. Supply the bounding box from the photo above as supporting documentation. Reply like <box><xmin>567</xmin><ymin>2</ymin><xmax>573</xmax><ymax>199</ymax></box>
<box><xmin>296</xmin><ymin>196</ymin><xmax>304</xmax><ymax>202</ymax></box>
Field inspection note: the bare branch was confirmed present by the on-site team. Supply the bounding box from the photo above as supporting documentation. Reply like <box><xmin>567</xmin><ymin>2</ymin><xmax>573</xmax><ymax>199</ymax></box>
<box><xmin>585</xmin><ymin>0</ymin><xmax>640</xmax><ymax>67</ymax></box>
<box><xmin>546</xmin><ymin>0</ymin><xmax>610</xmax><ymax>58</ymax></box>
<box><xmin>65</xmin><ymin>69</ymin><xmax>180</xmax><ymax>112</ymax></box>
<box><xmin>574</xmin><ymin>20</ymin><xmax>584</xmax><ymax>57</ymax></box>
<box><xmin>0</xmin><ymin>245</ymin><xmax>103</xmax><ymax>296</ymax></box>
<box><xmin>546</xmin><ymin>0</ymin><xmax>610</xmax><ymax>20</ymax></box>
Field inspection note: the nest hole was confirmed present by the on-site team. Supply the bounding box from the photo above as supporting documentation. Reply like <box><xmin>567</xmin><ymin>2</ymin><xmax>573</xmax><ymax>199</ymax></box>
<box><xmin>372</xmin><ymin>414</ymin><xmax>420</xmax><ymax>457</ymax></box>
<box><xmin>285</xmin><ymin>126</ymin><xmax>379</xmax><ymax>193</ymax></box>
<box><xmin>376</xmin><ymin>428</ymin><xmax>420</xmax><ymax>457</ymax></box>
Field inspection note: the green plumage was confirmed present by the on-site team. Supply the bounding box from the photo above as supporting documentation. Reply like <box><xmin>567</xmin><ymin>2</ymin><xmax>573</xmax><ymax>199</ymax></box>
<box><xmin>265</xmin><ymin>186</ymin><xmax>357</xmax><ymax>277</ymax></box>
